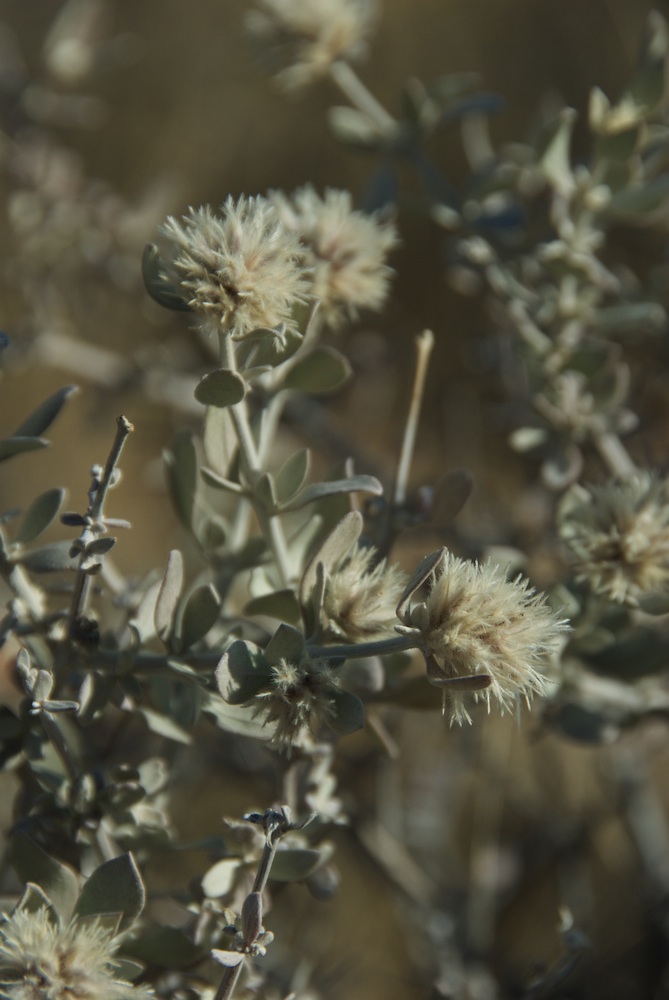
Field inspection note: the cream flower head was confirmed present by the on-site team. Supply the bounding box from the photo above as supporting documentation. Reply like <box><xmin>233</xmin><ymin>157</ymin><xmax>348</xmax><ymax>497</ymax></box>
<box><xmin>322</xmin><ymin>544</ymin><xmax>406</xmax><ymax>642</ymax></box>
<box><xmin>559</xmin><ymin>474</ymin><xmax>669</xmax><ymax>606</ymax></box>
<box><xmin>398</xmin><ymin>550</ymin><xmax>568</xmax><ymax>725</ymax></box>
<box><xmin>246</xmin><ymin>0</ymin><xmax>378</xmax><ymax>90</ymax></box>
<box><xmin>269</xmin><ymin>186</ymin><xmax>398</xmax><ymax>328</ymax></box>
<box><xmin>162</xmin><ymin>195</ymin><xmax>310</xmax><ymax>340</ymax></box>
<box><xmin>0</xmin><ymin>907</ymin><xmax>153</xmax><ymax>999</ymax></box>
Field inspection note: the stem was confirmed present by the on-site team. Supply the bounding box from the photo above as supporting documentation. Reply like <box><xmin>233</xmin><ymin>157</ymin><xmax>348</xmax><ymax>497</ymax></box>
<box><xmin>593</xmin><ymin>431</ymin><xmax>636</xmax><ymax>479</ymax></box>
<box><xmin>214</xmin><ymin>963</ymin><xmax>242</xmax><ymax>1000</ymax></box>
<box><xmin>309</xmin><ymin>633</ymin><xmax>419</xmax><ymax>661</ymax></box>
<box><xmin>219</xmin><ymin>332</ymin><xmax>292</xmax><ymax>587</ymax></box>
<box><xmin>69</xmin><ymin>416</ymin><xmax>134</xmax><ymax>631</ymax></box>
<box><xmin>394</xmin><ymin>329</ymin><xmax>434</xmax><ymax>506</ymax></box>
<box><xmin>329</xmin><ymin>60</ymin><xmax>397</xmax><ymax>134</ymax></box>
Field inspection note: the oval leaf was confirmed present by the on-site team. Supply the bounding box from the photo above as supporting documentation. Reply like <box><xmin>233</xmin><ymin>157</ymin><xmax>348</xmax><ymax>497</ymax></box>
<box><xmin>164</xmin><ymin>430</ymin><xmax>198</xmax><ymax>530</ymax></box>
<box><xmin>327</xmin><ymin>688</ymin><xmax>365</xmax><ymax>735</ymax></box>
<box><xmin>155</xmin><ymin>550</ymin><xmax>184</xmax><ymax>646</ymax></box>
<box><xmin>9</xmin><ymin>833</ymin><xmax>78</xmax><ymax>921</ymax></box>
<box><xmin>17</xmin><ymin>488</ymin><xmax>65</xmax><ymax>545</ymax></box>
<box><xmin>215</xmin><ymin>641</ymin><xmax>273</xmax><ymax>705</ymax></box>
<box><xmin>284</xmin><ymin>347</ymin><xmax>352</xmax><ymax>394</ymax></box>
<box><xmin>270</xmin><ymin>847</ymin><xmax>323</xmax><ymax>882</ymax></box>
<box><xmin>194</xmin><ymin>368</ymin><xmax>246</xmax><ymax>408</ymax></box>
<box><xmin>283</xmin><ymin>475</ymin><xmax>382</xmax><ymax>513</ymax></box>
<box><xmin>142</xmin><ymin>243</ymin><xmax>192</xmax><ymax>312</ymax></box>
<box><xmin>178</xmin><ymin>583</ymin><xmax>221</xmax><ymax>651</ymax></box>
<box><xmin>19</xmin><ymin>540</ymin><xmax>77</xmax><ymax>573</ymax></box>
<box><xmin>0</xmin><ymin>437</ymin><xmax>48</xmax><ymax>464</ymax></box>
<box><xmin>74</xmin><ymin>853</ymin><xmax>144</xmax><ymax>931</ymax></box>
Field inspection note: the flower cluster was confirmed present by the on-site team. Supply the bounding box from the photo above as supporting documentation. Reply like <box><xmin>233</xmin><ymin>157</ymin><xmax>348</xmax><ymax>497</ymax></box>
<box><xmin>161</xmin><ymin>195</ymin><xmax>309</xmax><ymax>340</ymax></box>
<box><xmin>559</xmin><ymin>474</ymin><xmax>669</xmax><ymax>606</ymax></box>
<box><xmin>399</xmin><ymin>552</ymin><xmax>568</xmax><ymax>724</ymax></box>
<box><xmin>0</xmin><ymin>907</ymin><xmax>153</xmax><ymax>1000</ymax></box>
<box><xmin>254</xmin><ymin>656</ymin><xmax>340</xmax><ymax>751</ymax></box>
<box><xmin>269</xmin><ymin>186</ymin><xmax>398</xmax><ymax>328</ymax></box>
<box><xmin>321</xmin><ymin>543</ymin><xmax>406</xmax><ymax>641</ymax></box>
<box><xmin>246</xmin><ymin>0</ymin><xmax>378</xmax><ymax>90</ymax></box>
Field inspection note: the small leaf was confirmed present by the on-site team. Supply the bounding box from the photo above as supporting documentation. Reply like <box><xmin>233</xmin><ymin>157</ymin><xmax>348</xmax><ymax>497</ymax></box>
<box><xmin>215</xmin><ymin>641</ymin><xmax>273</xmax><ymax>705</ymax></box>
<box><xmin>244</xmin><ymin>589</ymin><xmax>301</xmax><ymax>624</ymax></box>
<box><xmin>178</xmin><ymin>583</ymin><xmax>220</xmax><ymax>651</ymax></box>
<box><xmin>274</xmin><ymin>449</ymin><xmax>310</xmax><ymax>506</ymax></box>
<box><xmin>126</xmin><ymin>924</ymin><xmax>206</xmax><ymax>969</ymax></box>
<box><xmin>270</xmin><ymin>847</ymin><xmax>323</xmax><ymax>882</ymax></box>
<box><xmin>265</xmin><ymin>623</ymin><xmax>306</xmax><ymax>666</ymax></box>
<box><xmin>0</xmin><ymin>437</ymin><xmax>48</xmax><ymax>464</ymax></box>
<box><xmin>251</xmin><ymin>471</ymin><xmax>277</xmax><ymax>512</ymax></box>
<box><xmin>396</xmin><ymin>548</ymin><xmax>445</xmax><ymax>621</ymax></box>
<box><xmin>194</xmin><ymin>368</ymin><xmax>247</xmax><ymax>408</ymax></box>
<box><xmin>138</xmin><ymin>707</ymin><xmax>192</xmax><ymax>744</ymax></box>
<box><xmin>13</xmin><ymin>385</ymin><xmax>77</xmax><ymax>438</ymax></box>
<box><xmin>284</xmin><ymin>347</ymin><xmax>352</xmax><ymax>394</ymax></box>
<box><xmin>84</xmin><ymin>536</ymin><xmax>116</xmax><ymax>556</ymax></box>
<box><xmin>18</xmin><ymin>540</ymin><xmax>77</xmax><ymax>573</ymax></box>
<box><xmin>142</xmin><ymin>243</ymin><xmax>192</xmax><ymax>312</ymax></box>
<box><xmin>155</xmin><ymin>550</ymin><xmax>183</xmax><ymax>646</ymax></box>
<box><xmin>300</xmin><ymin>511</ymin><xmax>363</xmax><ymax>630</ymax></box>
<box><xmin>211</xmin><ymin>949</ymin><xmax>244</xmax><ymax>968</ymax></box>
<box><xmin>327</xmin><ymin>689</ymin><xmax>365</xmax><ymax>735</ymax></box>
<box><xmin>15</xmin><ymin>882</ymin><xmax>59</xmax><ymax>921</ymax></box>
<box><xmin>540</xmin><ymin>108</ymin><xmax>577</xmax><ymax>197</ymax></box>
<box><xmin>164</xmin><ymin>430</ymin><xmax>198</xmax><ymax>530</ymax></box>
<box><xmin>201</xmin><ymin>858</ymin><xmax>240</xmax><ymax>898</ymax></box>
<box><xmin>328</xmin><ymin>105</ymin><xmax>387</xmax><ymax>149</ymax></box>
<box><xmin>283</xmin><ymin>475</ymin><xmax>382</xmax><ymax>513</ymax></box>
<box><xmin>9</xmin><ymin>833</ymin><xmax>79</xmax><ymax>921</ymax></box>
<box><xmin>17</xmin><ymin>488</ymin><xmax>65</xmax><ymax>545</ymax></box>
<box><xmin>74</xmin><ymin>853</ymin><xmax>145</xmax><ymax>931</ymax></box>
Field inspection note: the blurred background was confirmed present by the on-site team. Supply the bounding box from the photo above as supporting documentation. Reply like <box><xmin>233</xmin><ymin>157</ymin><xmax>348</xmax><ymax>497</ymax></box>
<box><xmin>1</xmin><ymin>1</ymin><xmax>668</xmax><ymax>998</ymax></box>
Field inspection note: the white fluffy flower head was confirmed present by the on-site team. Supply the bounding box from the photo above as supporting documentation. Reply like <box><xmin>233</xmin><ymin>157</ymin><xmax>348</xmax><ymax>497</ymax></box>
<box><xmin>162</xmin><ymin>195</ymin><xmax>309</xmax><ymax>340</ymax></box>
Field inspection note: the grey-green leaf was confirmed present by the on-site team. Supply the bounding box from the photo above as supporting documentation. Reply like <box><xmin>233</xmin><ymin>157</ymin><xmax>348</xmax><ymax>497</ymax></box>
<box><xmin>164</xmin><ymin>430</ymin><xmax>198</xmax><ymax>530</ymax></box>
<box><xmin>270</xmin><ymin>847</ymin><xmax>323</xmax><ymax>882</ymax></box>
<box><xmin>194</xmin><ymin>368</ymin><xmax>247</xmax><ymax>408</ymax></box>
<box><xmin>19</xmin><ymin>540</ymin><xmax>77</xmax><ymax>573</ymax></box>
<box><xmin>178</xmin><ymin>583</ymin><xmax>220</xmax><ymax>651</ymax></box>
<box><xmin>327</xmin><ymin>688</ymin><xmax>365</xmax><ymax>735</ymax></box>
<box><xmin>17</xmin><ymin>488</ymin><xmax>65</xmax><ymax>545</ymax></box>
<box><xmin>9</xmin><ymin>833</ymin><xmax>79</xmax><ymax>921</ymax></box>
<box><xmin>0</xmin><ymin>437</ymin><xmax>49</xmax><ymax>464</ymax></box>
<box><xmin>274</xmin><ymin>449</ymin><xmax>310</xmax><ymax>506</ymax></box>
<box><xmin>265</xmin><ymin>623</ymin><xmax>306</xmax><ymax>666</ymax></box>
<box><xmin>244</xmin><ymin>589</ymin><xmax>301</xmax><ymax>624</ymax></box>
<box><xmin>300</xmin><ymin>510</ymin><xmax>362</xmax><ymax>621</ymax></box>
<box><xmin>13</xmin><ymin>385</ymin><xmax>78</xmax><ymax>438</ymax></box>
<box><xmin>283</xmin><ymin>475</ymin><xmax>382</xmax><ymax>513</ymax></box>
<box><xmin>284</xmin><ymin>347</ymin><xmax>352</xmax><ymax>394</ymax></box>
<box><xmin>74</xmin><ymin>853</ymin><xmax>145</xmax><ymax>932</ymax></box>
<box><xmin>215</xmin><ymin>641</ymin><xmax>273</xmax><ymax>705</ymax></box>
<box><xmin>155</xmin><ymin>549</ymin><xmax>183</xmax><ymax>646</ymax></box>
<box><xmin>142</xmin><ymin>243</ymin><xmax>192</xmax><ymax>312</ymax></box>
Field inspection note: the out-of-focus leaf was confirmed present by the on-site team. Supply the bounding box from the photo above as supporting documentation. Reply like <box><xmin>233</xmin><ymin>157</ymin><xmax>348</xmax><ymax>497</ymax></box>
<box><xmin>584</xmin><ymin>627</ymin><xmax>669</xmax><ymax>679</ymax></box>
<box><xmin>328</xmin><ymin>106</ymin><xmax>386</xmax><ymax>149</ymax></box>
<box><xmin>201</xmin><ymin>858</ymin><xmax>240</xmax><ymax>898</ymax></box>
<box><xmin>245</xmin><ymin>589</ymin><xmax>301</xmax><ymax>624</ymax></box>
<box><xmin>375</xmin><ymin>676</ymin><xmax>443</xmax><ymax>710</ymax></box>
<box><xmin>608</xmin><ymin>174</ymin><xmax>669</xmax><ymax>216</ymax></box>
<box><xmin>142</xmin><ymin>243</ymin><xmax>192</xmax><ymax>312</ymax></box>
<box><xmin>9</xmin><ymin>833</ymin><xmax>78</xmax><ymax>921</ymax></box>
<box><xmin>626</xmin><ymin>11</ymin><xmax>668</xmax><ymax>112</ymax></box>
<box><xmin>327</xmin><ymin>689</ymin><xmax>364</xmax><ymax>735</ymax></box>
<box><xmin>16</xmin><ymin>882</ymin><xmax>58</xmax><ymax>921</ymax></box>
<box><xmin>543</xmin><ymin>702</ymin><xmax>616</xmax><ymax>744</ymax></box>
<box><xmin>211</xmin><ymin>950</ymin><xmax>244</xmax><ymax>968</ymax></box>
<box><xmin>540</xmin><ymin>108</ymin><xmax>577</xmax><ymax>197</ymax></box>
<box><xmin>284</xmin><ymin>347</ymin><xmax>352</xmax><ymax>394</ymax></box>
<box><xmin>594</xmin><ymin>302</ymin><xmax>665</xmax><ymax>334</ymax></box>
<box><xmin>274</xmin><ymin>449</ymin><xmax>310</xmax><ymax>506</ymax></box>
<box><xmin>17</xmin><ymin>488</ymin><xmax>65</xmax><ymax>544</ymax></box>
<box><xmin>155</xmin><ymin>549</ymin><xmax>183</xmax><ymax>646</ymax></box>
<box><xmin>178</xmin><ymin>583</ymin><xmax>220</xmax><ymax>651</ymax></box>
<box><xmin>74</xmin><ymin>853</ymin><xmax>144</xmax><ymax>931</ymax></box>
<box><xmin>164</xmin><ymin>430</ymin><xmax>198</xmax><ymax>530</ymax></box>
<box><xmin>84</xmin><ymin>536</ymin><xmax>116</xmax><ymax>556</ymax></box>
<box><xmin>194</xmin><ymin>368</ymin><xmax>247</xmax><ymax>408</ymax></box>
<box><xmin>283</xmin><ymin>475</ymin><xmax>382</xmax><ymax>513</ymax></box>
<box><xmin>18</xmin><ymin>540</ymin><xmax>77</xmax><ymax>573</ymax></box>
<box><xmin>203</xmin><ymin>691</ymin><xmax>275</xmax><ymax>738</ymax></box>
<box><xmin>430</xmin><ymin>469</ymin><xmax>472</xmax><ymax>525</ymax></box>
<box><xmin>125</xmin><ymin>925</ymin><xmax>206</xmax><ymax>969</ymax></box>
<box><xmin>13</xmin><ymin>385</ymin><xmax>77</xmax><ymax>438</ymax></box>
<box><xmin>270</xmin><ymin>847</ymin><xmax>323</xmax><ymax>882</ymax></box>
<box><xmin>252</xmin><ymin>471</ymin><xmax>277</xmax><ymax>511</ymax></box>
<box><xmin>138</xmin><ymin>707</ymin><xmax>192</xmax><ymax>744</ymax></box>
<box><xmin>0</xmin><ymin>437</ymin><xmax>48</xmax><ymax>464</ymax></box>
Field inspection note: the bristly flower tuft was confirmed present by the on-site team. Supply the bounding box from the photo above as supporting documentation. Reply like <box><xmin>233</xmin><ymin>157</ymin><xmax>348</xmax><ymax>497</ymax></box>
<box><xmin>558</xmin><ymin>474</ymin><xmax>669</xmax><ymax>606</ymax></box>
<box><xmin>161</xmin><ymin>195</ymin><xmax>310</xmax><ymax>340</ymax></box>
<box><xmin>246</xmin><ymin>0</ymin><xmax>378</xmax><ymax>90</ymax></box>
<box><xmin>269</xmin><ymin>185</ymin><xmax>398</xmax><ymax>328</ymax></box>
<box><xmin>322</xmin><ymin>544</ymin><xmax>406</xmax><ymax>641</ymax></box>
<box><xmin>254</xmin><ymin>657</ymin><xmax>339</xmax><ymax>752</ymax></box>
<box><xmin>399</xmin><ymin>552</ymin><xmax>568</xmax><ymax>725</ymax></box>
<box><xmin>0</xmin><ymin>906</ymin><xmax>153</xmax><ymax>999</ymax></box>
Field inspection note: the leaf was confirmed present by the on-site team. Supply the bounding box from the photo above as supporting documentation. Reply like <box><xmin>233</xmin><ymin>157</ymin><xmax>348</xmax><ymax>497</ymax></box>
<box><xmin>164</xmin><ymin>430</ymin><xmax>198</xmax><ymax>530</ymax></box>
<box><xmin>15</xmin><ymin>882</ymin><xmax>59</xmax><ymax>922</ymax></box>
<box><xmin>284</xmin><ymin>347</ymin><xmax>352</xmax><ymax>394</ymax></box>
<box><xmin>126</xmin><ymin>925</ymin><xmax>207</xmax><ymax>969</ymax></box>
<box><xmin>194</xmin><ymin>368</ymin><xmax>247</xmax><ymax>408</ymax></box>
<box><xmin>215</xmin><ymin>641</ymin><xmax>273</xmax><ymax>705</ymax></box>
<box><xmin>270</xmin><ymin>847</ymin><xmax>323</xmax><ymax>882</ymax></box>
<box><xmin>300</xmin><ymin>511</ymin><xmax>363</xmax><ymax>628</ymax></box>
<box><xmin>327</xmin><ymin>689</ymin><xmax>365</xmax><ymax>735</ymax></box>
<box><xmin>18</xmin><ymin>540</ymin><xmax>77</xmax><ymax>573</ymax></box>
<box><xmin>74</xmin><ymin>853</ymin><xmax>145</xmax><ymax>931</ymax></box>
<box><xmin>274</xmin><ymin>449</ymin><xmax>310</xmax><ymax>506</ymax></box>
<box><xmin>265</xmin><ymin>623</ymin><xmax>306</xmax><ymax>666</ymax></box>
<box><xmin>540</xmin><ymin>108</ymin><xmax>577</xmax><ymax>197</ymax></box>
<box><xmin>396</xmin><ymin>548</ymin><xmax>445</xmax><ymax>621</ymax></box>
<box><xmin>608</xmin><ymin>174</ymin><xmax>669</xmax><ymax>217</ymax></box>
<box><xmin>142</xmin><ymin>243</ymin><xmax>192</xmax><ymax>311</ymax></box>
<box><xmin>0</xmin><ymin>437</ymin><xmax>49</xmax><ymax>464</ymax></box>
<box><xmin>84</xmin><ymin>536</ymin><xmax>116</xmax><ymax>556</ymax></box>
<box><xmin>138</xmin><ymin>707</ymin><xmax>193</xmax><ymax>744</ymax></box>
<box><xmin>16</xmin><ymin>488</ymin><xmax>65</xmax><ymax>545</ymax></box>
<box><xmin>244</xmin><ymin>589</ymin><xmax>301</xmax><ymax>624</ymax></box>
<box><xmin>13</xmin><ymin>385</ymin><xmax>78</xmax><ymax>438</ymax></box>
<box><xmin>430</xmin><ymin>469</ymin><xmax>472</xmax><ymax>526</ymax></box>
<box><xmin>178</xmin><ymin>583</ymin><xmax>220</xmax><ymax>651</ymax></box>
<box><xmin>328</xmin><ymin>105</ymin><xmax>386</xmax><ymax>149</ymax></box>
<box><xmin>155</xmin><ymin>550</ymin><xmax>183</xmax><ymax>646</ymax></box>
<box><xmin>201</xmin><ymin>858</ymin><xmax>240</xmax><ymax>898</ymax></box>
<box><xmin>282</xmin><ymin>475</ymin><xmax>382</xmax><ymax>513</ymax></box>
<box><xmin>9</xmin><ymin>833</ymin><xmax>79</xmax><ymax>921</ymax></box>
